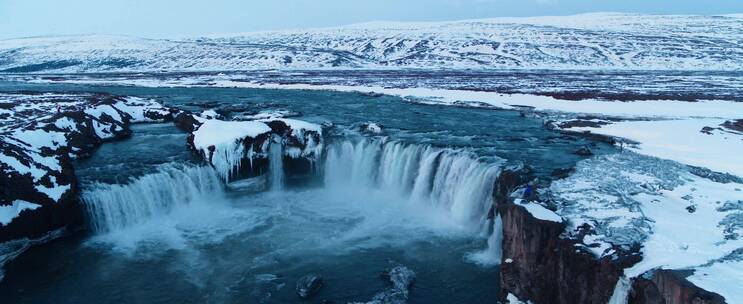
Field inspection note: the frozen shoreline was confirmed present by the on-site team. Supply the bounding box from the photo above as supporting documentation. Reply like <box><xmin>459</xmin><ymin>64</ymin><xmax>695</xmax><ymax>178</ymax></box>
<box><xmin>19</xmin><ymin>75</ymin><xmax>743</xmax><ymax>176</ymax></box>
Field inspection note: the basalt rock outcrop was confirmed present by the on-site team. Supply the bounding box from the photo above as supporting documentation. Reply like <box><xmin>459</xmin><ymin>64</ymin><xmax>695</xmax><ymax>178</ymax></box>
<box><xmin>0</xmin><ymin>93</ymin><xmax>173</xmax><ymax>243</ymax></box>
<box><xmin>629</xmin><ymin>270</ymin><xmax>726</xmax><ymax>304</ymax></box>
<box><xmin>296</xmin><ymin>273</ymin><xmax>324</xmax><ymax>299</ymax></box>
<box><xmin>493</xmin><ymin>157</ymin><xmax>739</xmax><ymax>304</ymax></box>
<box><xmin>351</xmin><ymin>266</ymin><xmax>416</xmax><ymax>304</ymax></box>
<box><xmin>497</xmin><ymin>202</ymin><xmax>641</xmax><ymax>304</ymax></box>
<box><xmin>185</xmin><ymin>114</ymin><xmax>324</xmax><ymax>184</ymax></box>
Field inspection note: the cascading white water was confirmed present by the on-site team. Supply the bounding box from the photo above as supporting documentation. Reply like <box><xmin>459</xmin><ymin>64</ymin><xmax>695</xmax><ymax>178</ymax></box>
<box><xmin>324</xmin><ymin>138</ymin><xmax>502</xmax><ymax>229</ymax></box>
<box><xmin>269</xmin><ymin>137</ymin><xmax>285</xmax><ymax>191</ymax></box>
<box><xmin>467</xmin><ymin>215</ymin><xmax>504</xmax><ymax>265</ymax></box>
<box><xmin>82</xmin><ymin>165</ymin><xmax>224</xmax><ymax>233</ymax></box>
<box><xmin>608</xmin><ymin>276</ymin><xmax>631</xmax><ymax>304</ymax></box>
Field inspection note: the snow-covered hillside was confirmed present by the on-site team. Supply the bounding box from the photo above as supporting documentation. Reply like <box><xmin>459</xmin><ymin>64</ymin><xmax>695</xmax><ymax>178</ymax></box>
<box><xmin>0</xmin><ymin>13</ymin><xmax>741</xmax><ymax>73</ymax></box>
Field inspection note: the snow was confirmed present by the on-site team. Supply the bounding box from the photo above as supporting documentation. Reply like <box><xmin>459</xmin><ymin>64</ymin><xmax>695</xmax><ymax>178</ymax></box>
<box><xmin>234</xmin><ymin>83</ymin><xmax>743</xmax><ymax>120</ymax></box>
<box><xmin>0</xmin><ymin>200</ymin><xmax>41</xmax><ymax>226</ymax></box>
<box><xmin>688</xmin><ymin>260</ymin><xmax>743</xmax><ymax>302</ymax></box>
<box><xmin>239</xmin><ymin>109</ymin><xmax>297</xmax><ymax>120</ymax></box>
<box><xmin>552</xmin><ymin>151</ymin><xmax>743</xmax><ymax>303</ymax></box>
<box><xmin>53</xmin><ymin>117</ymin><xmax>77</xmax><ymax>130</ymax></box>
<box><xmin>515</xmin><ymin>199</ymin><xmax>562</xmax><ymax>223</ymax></box>
<box><xmin>623</xmin><ymin>176</ymin><xmax>743</xmax><ymax>278</ymax></box>
<box><xmin>192</xmin><ymin>119</ymin><xmax>271</xmax><ymax>151</ymax></box>
<box><xmin>35</xmin><ymin>180</ymin><xmax>70</xmax><ymax>202</ymax></box>
<box><xmin>0</xmin><ymin>151</ymin><xmax>46</xmax><ymax>180</ymax></box>
<box><xmin>0</xmin><ymin>93</ymin><xmax>171</xmax><ymax>204</ymax></box>
<box><xmin>12</xmin><ymin>129</ymin><xmax>66</xmax><ymax>150</ymax></box>
<box><xmin>362</xmin><ymin>122</ymin><xmax>383</xmax><ymax>134</ymax></box>
<box><xmin>271</xmin><ymin>118</ymin><xmax>322</xmax><ymax>134</ymax></box>
<box><xmin>192</xmin><ymin>119</ymin><xmax>272</xmax><ymax>181</ymax></box>
<box><xmin>199</xmin><ymin>109</ymin><xmax>219</xmax><ymax>120</ymax></box>
<box><xmin>569</xmin><ymin>119</ymin><xmax>743</xmax><ymax>178</ymax></box>
<box><xmin>506</xmin><ymin>293</ymin><xmax>531</xmax><ymax>304</ymax></box>
<box><xmin>1</xmin><ymin>13</ymin><xmax>741</xmax><ymax>72</ymax></box>
<box><xmin>260</xmin><ymin>118</ymin><xmax>323</xmax><ymax>159</ymax></box>
<box><xmin>84</xmin><ymin>104</ymin><xmax>122</xmax><ymax>121</ymax></box>
<box><xmin>111</xmin><ymin>97</ymin><xmax>170</xmax><ymax>122</ymax></box>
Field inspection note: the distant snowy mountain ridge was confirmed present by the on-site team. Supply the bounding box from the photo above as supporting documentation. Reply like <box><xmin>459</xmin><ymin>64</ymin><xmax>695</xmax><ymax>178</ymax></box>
<box><xmin>0</xmin><ymin>13</ymin><xmax>741</xmax><ymax>73</ymax></box>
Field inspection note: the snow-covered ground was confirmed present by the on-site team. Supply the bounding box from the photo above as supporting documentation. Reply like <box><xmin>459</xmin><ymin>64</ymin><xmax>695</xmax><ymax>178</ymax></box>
<box><xmin>550</xmin><ymin>151</ymin><xmax>743</xmax><ymax>303</ymax></box>
<box><xmin>565</xmin><ymin>119</ymin><xmax>743</xmax><ymax>177</ymax></box>
<box><xmin>0</xmin><ymin>13</ymin><xmax>741</xmax><ymax>72</ymax></box>
<box><xmin>0</xmin><ymin>93</ymin><xmax>171</xmax><ymax>226</ymax></box>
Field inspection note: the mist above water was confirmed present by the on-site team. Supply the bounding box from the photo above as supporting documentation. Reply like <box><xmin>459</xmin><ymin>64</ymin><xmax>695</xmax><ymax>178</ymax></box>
<box><xmin>81</xmin><ymin>139</ymin><xmax>504</xmax><ymax>266</ymax></box>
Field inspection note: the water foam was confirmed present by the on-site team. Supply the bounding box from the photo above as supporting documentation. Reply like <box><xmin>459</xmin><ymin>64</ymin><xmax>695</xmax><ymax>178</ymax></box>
<box><xmin>81</xmin><ymin>138</ymin><xmax>505</xmax><ymax>267</ymax></box>
<box><xmin>324</xmin><ymin>138</ymin><xmax>502</xmax><ymax>229</ymax></box>
<box><xmin>269</xmin><ymin>136</ymin><xmax>285</xmax><ymax>191</ymax></box>
<box><xmin>82</xmin><ymin>165</ymin><xmax>224</xmax><ymax>233</ymax></box>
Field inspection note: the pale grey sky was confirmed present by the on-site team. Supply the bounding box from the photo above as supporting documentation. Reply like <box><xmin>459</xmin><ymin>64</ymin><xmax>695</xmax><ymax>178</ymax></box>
<box><xmin>1</xmin><ymin>0</ymin><xmax>741</xmax><ymax>39</ymax></box>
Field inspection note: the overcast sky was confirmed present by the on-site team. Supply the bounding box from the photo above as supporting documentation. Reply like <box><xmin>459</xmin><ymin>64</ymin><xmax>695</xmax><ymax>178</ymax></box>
<box><xmin>1</xmin><ymin>0</ymin><xmax>741</xmax><ymax>39</ymax></box>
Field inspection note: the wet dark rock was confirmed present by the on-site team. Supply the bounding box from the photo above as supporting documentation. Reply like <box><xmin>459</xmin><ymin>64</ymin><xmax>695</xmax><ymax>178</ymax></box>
<box><xmin>215</xmin><ymin>104</ymin><xmax>255</xmax><ymax>117</ymax></box>
<box><xmin>700</xmin><ymin>126</ymin><xmax>716</xmax><ymax>135</ymax></box>
<box><xmin>351</xmin><ymin>266</ymin><xmax>415</xmax><ymax>304</ymax></box>
<box><xmin>550</xmin><ymin>167</ymin><xmax>576</xmax><ymax>180</ymax></box>
<box><xmin>265</xmin><ymin>120</ymin><xmax>291</xmax><ymax>135</ymax></box>
<box><xmin>296</xmin><ymin>274</ymin><xmax>323</xmax><ymax>299</ymax></box>
<box><xmin>557</xmin><ymin>119</ymin><xmax>612</xmax><ymax>129</ymax></box>
<box><xmin>721</xmin><ymin>119</ymin><xmax>743</xmax><ymax>133</ymax></box>
<box><xmin>629</xmin><ymin>270</ymin><xmax>726</xmax><ymax>304</ymax></box>
<box><xmin>359</xmin><ymin>91</ymin><xmax>384</xmax><ymax>98</ymax></box>
<box><xmin>144</xmin><ymin>108</ymin><xmax>176</xmax><ymax>122</ymax></box>
<box><xmin>185</xmin><ymin>100</ymin><xmax>219</xmax><ymax>108</ymax></box>
<box><xmin>574</xmin><ymin>146</ymin><xmax>593</xmax><ymax>157</ymax></box>
<box><xmin>173</xmin><ymin>111</ymin><xmax>202</xmax><ymax>133</ymax></box>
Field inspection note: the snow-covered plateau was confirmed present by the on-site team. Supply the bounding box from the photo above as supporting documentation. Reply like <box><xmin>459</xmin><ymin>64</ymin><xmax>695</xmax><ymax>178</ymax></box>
<box><xmin>0</xmin><ymin>13</ymin><xmax>742</xmax><ymax>73</ymax></box>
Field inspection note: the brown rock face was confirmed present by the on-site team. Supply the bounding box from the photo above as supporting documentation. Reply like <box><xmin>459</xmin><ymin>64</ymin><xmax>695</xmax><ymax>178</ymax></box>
<box><xmin>630</xmin><ymin>270</ymin><xmax>726</xmax><ymax>304</ymax></box>
<box><xmin>498</xmin><ymin>203</ymin><xmax>640</xmax><ymax>304</ymax></box>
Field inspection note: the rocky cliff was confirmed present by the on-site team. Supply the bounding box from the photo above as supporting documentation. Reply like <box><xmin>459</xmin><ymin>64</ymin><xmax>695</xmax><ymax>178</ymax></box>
<box><xmin>497</xmin><ymin>202</ymin><xmax>641</xmax><ymax>304</ymax></box>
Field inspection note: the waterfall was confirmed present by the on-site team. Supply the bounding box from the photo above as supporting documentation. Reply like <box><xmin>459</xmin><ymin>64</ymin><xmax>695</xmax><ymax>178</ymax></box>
<box><xmin>608</xmin><ymin>276</ymin><xmax>631</xmax><ymax>304</ymax></box>
<box><xmin>466</xmin><ymin>215</ymin><xmax>503</xmax><ymax>265</ymax></box>
<box><xmin>82</xmin><ymin>165</ymin><xmax>224</xmax><ymax>233</ymax></box>
<box><xmin>324</xmin><ymin>138</ymin><xmax>502</xmax><ymax>228</ymax></box>
<box><xmin>269</xmin><ymin>137</ymin><xmax>285</xmax><ymax>191</ymax></box>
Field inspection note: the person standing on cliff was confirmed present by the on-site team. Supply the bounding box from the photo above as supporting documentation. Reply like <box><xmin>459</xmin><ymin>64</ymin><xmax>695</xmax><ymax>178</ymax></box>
<box><xmin>523</xmin><ymin>183</ymin><xmax>539</xmax><ymax>201</ymax></box>
<box><xmin>523</xmin><ymin>184</ymin><xmax>533</xmax><ymax>200</ymax></box>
